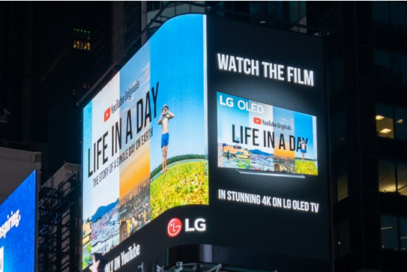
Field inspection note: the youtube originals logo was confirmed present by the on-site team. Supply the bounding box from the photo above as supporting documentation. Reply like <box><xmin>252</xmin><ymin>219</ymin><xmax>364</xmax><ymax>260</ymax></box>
<box><xmin>104</xmin><ymin>108</ymin><xmax>111</xmax><ymax>122</ymax></box>
<box><xmin>253</xmin><ymin>117</ymin><xmax>262</xmax><ymax>125</ymax></box>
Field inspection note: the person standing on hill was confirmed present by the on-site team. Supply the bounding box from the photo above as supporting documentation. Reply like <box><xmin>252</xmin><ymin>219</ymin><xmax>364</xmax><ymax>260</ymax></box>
<box><xmin>300</xmin><ymin>140</ymin><xmax>307</xmax><ymax>161</ymax></box>
<box><xmin>158</xmin><ymin>105</ymin><xmax>175</xmax><ymax>173</ymax></box>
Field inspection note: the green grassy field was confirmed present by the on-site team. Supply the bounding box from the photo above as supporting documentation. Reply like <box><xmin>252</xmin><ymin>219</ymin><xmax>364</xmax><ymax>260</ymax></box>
<box><xmin>295</xmin><ymin>160</ymin><xmax>318</xmax><ymax>175</ymax></box>
<box><xmin>150</xmin><ymin>161</ymin><xmax>208</xmax><ymax>220</ymax></box>
<box><xmin>82</xmin><ymin>242</ymin><xmax>92</xmax><ymax>269</ymax></box>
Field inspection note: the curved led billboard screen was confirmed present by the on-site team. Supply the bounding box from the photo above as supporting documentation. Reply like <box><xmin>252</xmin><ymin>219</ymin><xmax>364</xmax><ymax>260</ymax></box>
<box><xmin>0</xmin><ymin>171</ymin><xmax>37</xmax><ymax>272</ymax></box>
<box><xmin>82</xmin><ymin>14</ymin><xmax>330</xmax><ymax>272</ymax></box>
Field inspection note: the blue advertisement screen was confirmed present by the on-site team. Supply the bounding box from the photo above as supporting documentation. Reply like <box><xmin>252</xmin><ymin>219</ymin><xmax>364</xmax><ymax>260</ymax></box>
<box><xmin>0</xmin><ymin>171</ymin><xmax>36</xmax><ymax>272</ymax></box>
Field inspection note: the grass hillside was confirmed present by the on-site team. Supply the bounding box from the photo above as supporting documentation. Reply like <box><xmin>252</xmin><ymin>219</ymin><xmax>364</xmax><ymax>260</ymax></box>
<box><xmin>295</xmin><ymin>160</ymin><xmax>318</xmax><ymax>175</ymax></box>
<box><xmin>150</xmin><ymin>161</ymin><xmax>208</xmax><ymax>219</ymax></box>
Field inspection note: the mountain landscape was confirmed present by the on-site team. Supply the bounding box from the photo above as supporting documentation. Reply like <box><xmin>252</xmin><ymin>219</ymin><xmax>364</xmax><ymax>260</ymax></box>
<box><xmin>92</xmin><ymin>199</ymin><xmax>119</xmax><ymax>222</ymax></box>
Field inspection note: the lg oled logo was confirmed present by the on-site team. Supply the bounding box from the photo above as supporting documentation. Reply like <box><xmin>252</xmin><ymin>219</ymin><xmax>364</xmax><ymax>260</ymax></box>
<box><xmin>167</xmin><ymin>218</ymin><xmax>206</xmax><ymax>237</ymax></box>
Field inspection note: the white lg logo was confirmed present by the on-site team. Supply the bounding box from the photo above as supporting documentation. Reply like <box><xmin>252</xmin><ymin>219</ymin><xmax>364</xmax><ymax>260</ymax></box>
<box><xmin>185</xmin><ymin>218</ymin><xmax>206</xmax><ymax>232</ymax></box>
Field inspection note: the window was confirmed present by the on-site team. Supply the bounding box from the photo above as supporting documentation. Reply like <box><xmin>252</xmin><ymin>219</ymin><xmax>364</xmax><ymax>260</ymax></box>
<box><xmin>381</xmin><ymin>216</ymin><xmax>407</xmax><ymax>251</ymax></box>
<box><xmin>381</xmin><ymin>215</ymin><xmax>398</xmax><ymax>250</ymax></box>
<box><xmin>372</xmin><ymin>1</ymin><xmax>389</xmax><ymax>27</ymax></box>
<box><xmin>374</xmin><ymin>50</ymin><xmax>391</xmax><ymax>82</ymax></box>
<box><xmin>392</xmin><ymin>54</ymin><xmax>407</xmax><ymax>85</ymax></box>
<box><xmin>378</xmin><ymin>160</ymin><xmax>396</xmax><ymax>193</ymax></box>
<box><xmin>372</xmin><ymin>2</ymin><xmax>407</xmax><ymax>30</ymax></box>
<box><xmin>390</xmin><ymin>2</ymin><xmax>407</xmax><ymax>30</ymax></box>
<box><xmin>377</xmin><ymin>104</ymin><xmax>407</xmax><ymax>140</ymax></box>
<box><xmin>73</xmin><ymin>40</ymin><xmax>90</xmax><ymax>51</ymax></box>
<box><xmin>378</xmin><ymin>160</ymin><xmax>407</xmax><ymax>196</ymax></box>
<box><xmin>400</xmin><ymin>218</ymin><xmax>407</xmax><ymax>251</ymax></box>
<box><xmin>374</xmin><ymin>49</ymin><xmax>407</xmax><ymax>85</ymax></box>
<box><xmin>397</xmin><ymin>163</ymin><xmax>407</xmax><ymax>196</ymax></box>
<box><xmin>376</xmin><ymin>104</ymin><xmax>394</xmax><ymax>138</ymax></box>
<box><xmin>395</xmin><ymin>107</ymin><xmax>407</xmax><ymax>140</ymax></box>
<box><xmin>335</xmin><ymin>221</ymin><xmax>350</xmax><ymax>257</ymax></box>
<box><xmin>333</xmin><ymin>167</ymin><xmax>348</xmax><ymax>203</ymax></box>
<box><xmin>333</xmin><ymin>58</ymin><xmax>344</xmax><ymax>94</ymax></box>
<box><xmin>331</xmin><ymin>110</ymin><xmax>346</xmax><ymax>148</ymax></box>
<box><xmin>288</xmin><ymin>1</ymin><xmax>307</xmax><ymax>33</ymax></box>
<box><xmin>337</xmin><ymin>171</ymin><xmax>348</xmax><ymax>202</ymax></box>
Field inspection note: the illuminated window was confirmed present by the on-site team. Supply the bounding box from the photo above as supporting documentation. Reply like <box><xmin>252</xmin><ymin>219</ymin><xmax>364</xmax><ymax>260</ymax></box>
<box><xmin>378</xmin><ymin>160</ymin><xmax>396</xmax><ymax>193</ymax></box>
<box><xmin>73</xmin><ymin>40</ymin><xmax>76</xmax><ymax>48</ymax></box>
<box><xmin>376</xmin><ymin>104</ymin><xmax>394</xmax><ymax>138</ymax></box>
<box><xmin>395</xmin><ymin>108</ymin><xmax>407</xmax><ymax>140</ymax></box>
<box><xmin>86</xmin><ymin>42</ymin><xmax>90</xmax><ymax>51</ymax></box>
<box><xmin>378</xmin><ymin>160</ymin><xmax>407</xmax><ymax>196</ymax></box>
<box><xmin>397</xmin><ymin>163</ymin><xmax>407</xmax><ymax>196</ymax></box>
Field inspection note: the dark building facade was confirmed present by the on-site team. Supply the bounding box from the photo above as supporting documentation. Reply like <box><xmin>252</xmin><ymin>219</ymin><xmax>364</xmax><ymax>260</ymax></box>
<box><xmin>0</xmin><ymin>2</ymin><xmax>34</xmax><ymax>149</ymax></box>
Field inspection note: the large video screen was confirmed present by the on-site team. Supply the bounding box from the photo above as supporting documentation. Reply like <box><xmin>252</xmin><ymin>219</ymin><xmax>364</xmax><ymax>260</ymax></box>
<box><xmin>0</xmin><ymin>171</ymin><xmax>36</xmax><ymax>272</ymax></box>
<box><xmin>82</xmin><ymin>15</ymin><xmax>208</xmax><ymax>269</ymax></box>
<box><xmin>82</xmin><ymin>14</ymin><xmax>330</xmax><ymax>272</ymax></box>
<box><xmin>217</xmin><ymin>92</ymin><xmax>318</xmax><ymax>175</ymax></box>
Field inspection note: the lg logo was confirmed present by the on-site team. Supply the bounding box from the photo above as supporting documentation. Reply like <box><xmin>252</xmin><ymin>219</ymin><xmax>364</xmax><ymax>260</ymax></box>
<box><xmin>167</xmin><ymin>218</ymin><xmax>182</xmax><ymax>237</ymax></box>
<box><xmin>167</xmin><ymin>218</ymin><xmax>206</xmax><ymax>237</ymax></box>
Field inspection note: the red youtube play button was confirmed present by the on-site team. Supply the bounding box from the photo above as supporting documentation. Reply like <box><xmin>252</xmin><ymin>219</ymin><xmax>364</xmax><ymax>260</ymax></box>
<box><xmin>104</xmin><ymin>108</ymin><xmax>111</xmax><ymax>122</ymax></box>
<box><xmin>253</xmin><ymin>117</ymin><xmax>261</xmax><ymax>125</ymax></box>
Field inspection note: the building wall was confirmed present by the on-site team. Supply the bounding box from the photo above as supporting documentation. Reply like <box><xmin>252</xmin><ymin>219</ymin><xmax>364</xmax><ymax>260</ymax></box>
<box><xmin>0</xmin><ymin>147</ymin><xmax>41</xmax><ymax>204</ymax></box>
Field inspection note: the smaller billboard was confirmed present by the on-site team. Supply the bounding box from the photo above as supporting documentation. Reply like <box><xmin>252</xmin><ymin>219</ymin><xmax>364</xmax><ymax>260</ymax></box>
<box><xmin>0</xmin><ymin>171</ymin><xmax>36</xmax><ymax>272</ymax></box>
<box><xmin>217</xmin><ymin>92</ymin><xmax>318</xmax><ymax>175</ymax></box>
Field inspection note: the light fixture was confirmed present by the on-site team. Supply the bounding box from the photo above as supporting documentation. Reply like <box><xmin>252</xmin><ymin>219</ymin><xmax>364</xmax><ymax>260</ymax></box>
<box><xmin>397</xmin><ymin>119</ymin><xmax>403</xmax><ymax>124</ymax></box>
<box><xmin>380</xmin><ymin>128</ymin><xmax>392</xmax><ymax>134</ymax></box>
<box><xmin>376</xmin><ymin>115</ymin><xmax>385</xmax><ymax>120</ymax></box>
<box><xmin>380</xmin><ymin>226</ymin><xmax>393</xmax><ymax>230</ymax></box>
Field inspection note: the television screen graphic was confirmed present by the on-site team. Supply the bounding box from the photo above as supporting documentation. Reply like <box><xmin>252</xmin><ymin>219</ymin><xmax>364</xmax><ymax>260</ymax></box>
<box><xmin>217</xmin><ymin>92</ymin><xmax>318</xmax><ymax>175</ymax></box>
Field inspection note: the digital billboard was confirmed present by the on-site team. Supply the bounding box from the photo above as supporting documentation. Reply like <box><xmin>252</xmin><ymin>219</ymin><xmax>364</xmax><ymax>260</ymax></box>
<box><xmin>82</xmin><ymin>15</ymin><xmax>208</xmax><ymax>269</ymax></box>
<box><xmin>82</xmin><ymin>14</ymin><xmax>330</xmax><ymax>272</ymax></box>
<box><xmin>0</xmin><ymin>171</ymin><xmax>37</xmax><ymax>272</ymax></box>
